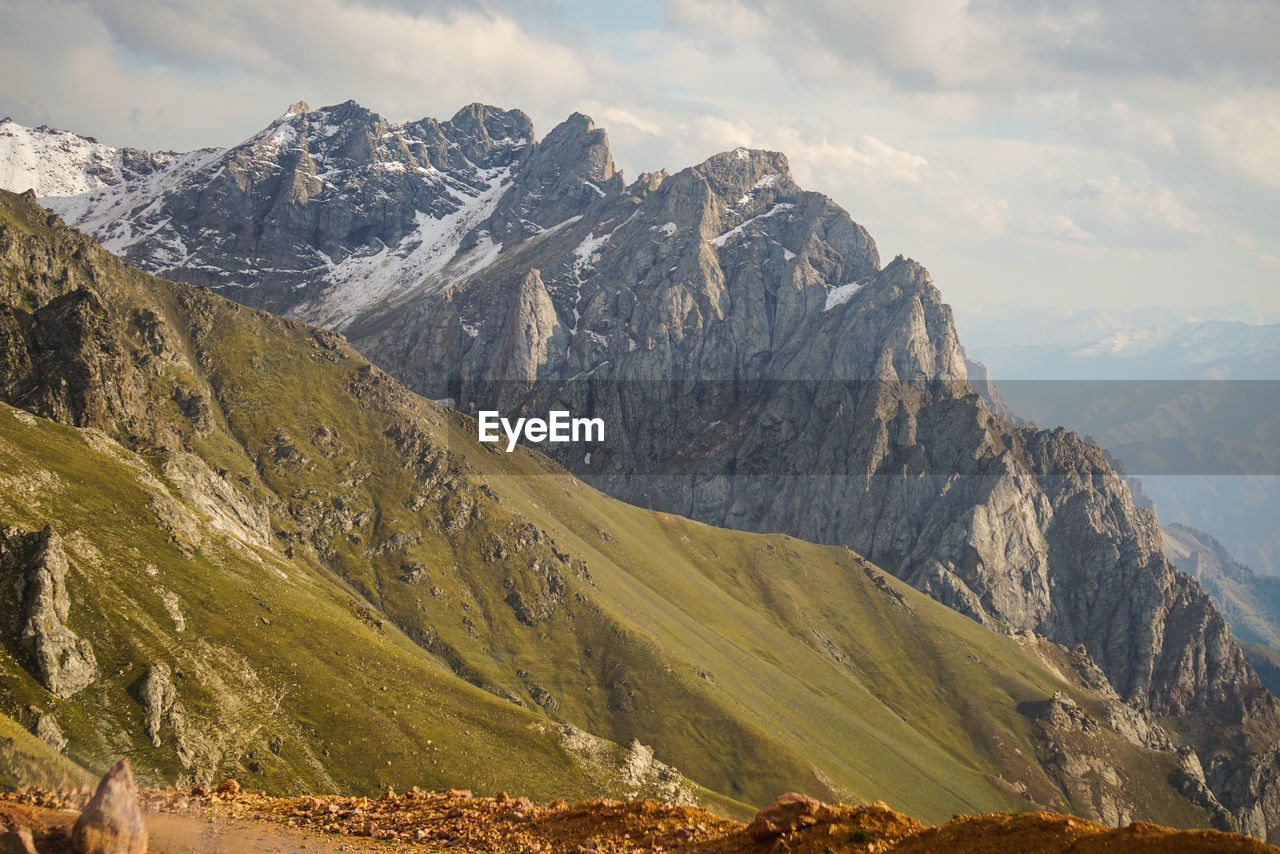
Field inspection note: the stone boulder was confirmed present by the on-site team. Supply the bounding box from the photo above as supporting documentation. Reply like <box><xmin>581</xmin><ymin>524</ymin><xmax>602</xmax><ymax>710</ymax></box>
<box><xmin>747</xmin><ymin>792</ymin><xmax>837</xmax><ymax>840</ymax></box>
<box><xmin>0</xmin><ymin>826</ymin><xmax>37</xmax><ymax>854</ymax></box>
<box><xmin>71</xmin><ymin>758</ymin><xmax>147</xmax><ymax>854</ymax></box>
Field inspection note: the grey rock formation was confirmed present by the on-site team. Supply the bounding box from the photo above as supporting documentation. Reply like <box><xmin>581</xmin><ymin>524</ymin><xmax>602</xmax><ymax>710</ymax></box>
<box><xmin>1033</xmin><ymin>692</ymin><xmax>1136</xmax><ymax>827</ymax></box>
<box><xmin>1042</xmin><ymin>691</ymin><xmax>1101</xmax><ymax>734</ymax></box>
<box><xmin>33</xmin><ymin>712</ymin><xmax>66</xmax><ymax>753</ymax></box>
<box><xmin>1173</xmin><ymin>746</ymin><xmax>1236</xmax><ymax>831</ymax></box>
<box><xmin>139</xmin><ymin>664</ymin><xmax>177</xmax><ymax>747</ymax></box>
<box><xmin>160</xmin><ymin>451</ymin><xmax>270</xmax><ymax>547</ymax></box>
<box><xmin>1</xmin><ymin>526</ymin><xmax>97</xmax><ymax>698</ymax></box>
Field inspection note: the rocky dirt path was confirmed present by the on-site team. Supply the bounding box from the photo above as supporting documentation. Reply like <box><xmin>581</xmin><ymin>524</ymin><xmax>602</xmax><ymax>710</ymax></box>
<box><xmin>4</xmin><ymin>783</ymin><xmax>1277</xmax><ymax>853</ymax></box>
<box><xmin>146</xmin><ymin>811</ymin><xmax>432</xmax><ymax>853</ymax></box>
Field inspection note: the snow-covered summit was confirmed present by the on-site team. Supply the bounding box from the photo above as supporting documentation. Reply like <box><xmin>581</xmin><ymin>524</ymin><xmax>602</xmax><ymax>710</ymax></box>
<box><xmin>0</xmin><ymin>102</ymin><xmax>546</xmax><ymax>321</ymax></box>
<box><xmin>0</xmin><ymin>118</ymin><xmax>126</xmax><ymax>197</ymax></box>
<box><xmin>0</xmin><ymin>118</ymin><xmax>223</xmax><ymax>254</ymax></box>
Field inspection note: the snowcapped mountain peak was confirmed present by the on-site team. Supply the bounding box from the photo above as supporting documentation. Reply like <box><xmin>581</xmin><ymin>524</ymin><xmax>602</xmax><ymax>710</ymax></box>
<box><xmin>0</xmin><ymin>102</ymin><xmax>871</xmax><ymax>354</ymax></box>
<box><xmin>693</xmin><ymin>147</ymin><xmax>793</xmax><ymax>203</ymax></box>
<box><xmin>0</xmin><ymin>102</ymin><xmax>556</xmax><ymax>318</ymax></box>
<box><xmin>0</xmin><ymin>119</ymin><xmax>122</xmax><ymax>197</ymax></box>
<box><xmin>0</xmin><ymin>117</ymin><xmax>223</xmax><ymax>257</ymax></box>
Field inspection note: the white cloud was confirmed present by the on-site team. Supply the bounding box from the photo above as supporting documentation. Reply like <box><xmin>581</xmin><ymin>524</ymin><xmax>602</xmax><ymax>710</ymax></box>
<box><xmin>720</xmin><ymin>129</ymin><xmax>931</xmax><ymax>186</ymax></box>
<box><xmin>0</xmin><ymin>0</ymin><xmax>590</xmax><ymax>148</ymax></box>
<box><xmin>1194</xmin><ymin>92</ymin><xmax>1280</xmax><ymax>192</ymax></box>
<box><xmin>588</xmin><ymin>106</ymin><xmax>663</xmax><ymax>136</ymax></box>
<box><xmin>668</xmin><ymin>0</ymin><xmax>1017</xmax><ymax>89</ymax></box>
<box><xmin>1079</xmin><ymin>176</ymin><xmax>1200</xmax><ymax>246</ymax></box>
<box><xmin>836</xmin><ymin>135</ymin><xmax>930</xmax><ymax>184</ymax></box>
<box><xmin>1025</xmin><ymin>214</ymin><xmax>1091</xmax><ymax>243</ymax></box>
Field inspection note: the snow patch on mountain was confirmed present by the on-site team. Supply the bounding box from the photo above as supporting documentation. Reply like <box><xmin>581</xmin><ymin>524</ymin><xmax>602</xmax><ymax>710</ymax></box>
<box><xmin>0</xmin><ymin>119</ymin><xmax>221</xmax><ymax>255</ymax></box>
<box><xmin>712</xmin><ymin>203</ymin><xmax>794</xmax><ymax>247</ymax></box>
<box><xmin>825</xmin><ymin>280</ymin><xmax>864</xmax><ymax>311</ymax></box>
<box><xmin>297</xmin><ymin>165</ymin><xmax>514</xmax><ymax>330</ymax></box>
<box><xmin>1071</xmin><ymin>325</ymin><xmax>1176</xmax><ymax>358</ymax></box>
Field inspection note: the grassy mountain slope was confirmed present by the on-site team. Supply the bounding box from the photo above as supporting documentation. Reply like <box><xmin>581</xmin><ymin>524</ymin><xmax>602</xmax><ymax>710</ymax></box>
<box><xmin>0</xmin><ymin>707</ymin><xmax>93</xmax><ymax>791</ymax></box>
<box><xmin>0</xmin><ymin>400</ymin><xmax>642</xmax><ymax>803</ymax></box>
<box><xmin>0</xmin><ymin>188</ymin><xmax>1207</xmax><ymax>827</ymax></box>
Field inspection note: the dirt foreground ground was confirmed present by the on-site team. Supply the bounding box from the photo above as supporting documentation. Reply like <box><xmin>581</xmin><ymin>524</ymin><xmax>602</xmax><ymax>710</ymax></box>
<box><xmin>3</xmin><ymin>783</ymin><xmax>1277</xmax><ymax>853</ymax></box>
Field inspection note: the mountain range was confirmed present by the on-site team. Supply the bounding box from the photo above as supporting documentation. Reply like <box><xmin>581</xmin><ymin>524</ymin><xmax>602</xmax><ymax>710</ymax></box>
<box><xmin>957</xmin><ymin>303</ymin><xmax>1280</xmax><ymax>381</ymax></box>
<box><xmin>3</xmin><ymin>102</ymin><xmax>1280</xmax><ymax>839</ymax></box>
<box><xmin>0</xmin><ymin>184</ymin><xmax>1220</xmax><ymax>827</ymax></box>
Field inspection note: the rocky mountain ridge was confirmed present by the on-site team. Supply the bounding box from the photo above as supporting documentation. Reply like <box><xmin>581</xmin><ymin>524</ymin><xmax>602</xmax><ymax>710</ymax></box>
<box><xmin>960</xmin><ymin>304</ymin><xmax>1280</xmax><ymax>581</ymax></box>
<box><xmin>4</xmin><ymin>106</ymin><xmax>1280</xmax><ymax>838</ymax></box>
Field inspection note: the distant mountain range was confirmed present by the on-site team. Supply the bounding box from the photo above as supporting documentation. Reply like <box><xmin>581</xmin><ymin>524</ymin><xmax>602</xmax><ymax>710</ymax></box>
<box><xmin>4</xmin><ymin>103</ymin><xmax>1280</xmax><ymax>838</ymax></box>
<box><xmin>956</xmin><ymin>301</ymin><xmax>1280</xmax><ymax>577</ymax></box>
<box><xmin>968</xmin><ymin>318</ymin><xmax>1280</xmax><ymax>382</ymax></box>
<box><xmin>956</xmin><ymin>303</ymin><xmax>1280</xmax><ymax>371</ymax></box>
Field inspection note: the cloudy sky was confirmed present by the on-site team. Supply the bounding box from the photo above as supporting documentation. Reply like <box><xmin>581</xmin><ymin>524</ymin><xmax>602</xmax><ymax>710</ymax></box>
<box><xmin>2</xmin><ymin>0</ymin><xmax>1278</xmax><ymax>331</ymax></box>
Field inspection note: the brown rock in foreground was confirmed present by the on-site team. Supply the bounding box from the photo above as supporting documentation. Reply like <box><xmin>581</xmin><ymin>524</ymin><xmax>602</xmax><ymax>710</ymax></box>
<box><xmin>0</xmin><ymin>826</ymin><xmax>37</xmax><ymax>854</ymax></box>
<box><xmin>70</xmin><ymin>758</ymin><xmax>146</xmax><ymax>854</ymax></box>
<box><xmin>747</xmin><ymin>791</ymin><xmax>838</xmax><ymax>840</ymax></box>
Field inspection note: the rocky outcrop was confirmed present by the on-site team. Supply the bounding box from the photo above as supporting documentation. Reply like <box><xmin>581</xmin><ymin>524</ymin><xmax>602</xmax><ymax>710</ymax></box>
<box><xmin>747</xmin><ymin>792</ymin><xmax>838</xmax><ymax>840</ymax></box>
<box><xmin>160</xmin><ymin>451</ymin><xmax>269</xmax><ymax>547</ymax></box>
<box><xmin>1204</xmin><ymin>750</ymin><xmax>1280</xmax><ymax>843</ymax></box>
<box><xmin>557</xmin><ymin>726</ymin><xmax>692</xmax><ymax>804</ymax></box>
<box><xmin>1173</xmin><ymin>746</ymin><xmax>1235</xmax><ymax>832</ymax></box>
<box><xmin>139</xmin><ymin>665</ymin><xmax>177</xmax><ymax>748</ymax></box>
<box><xmin>486</xmin><ymin>112</ymin><xmax>621</xmax><ymax>244</ymax></box>
<box><xmin>33</xmin><ymin>713</ymin><xmax>66</xmax><ymax>753</ymax></box>
<box><xmin>1042</xmin><ymin>691</ymin><xmax>1101</xmax><ymax>734</ymax></box>
<box><xmin>1032</xmin><ymin>691</ymin><xmax>1136</xmax><ymax>827</ymax></box>
<box><xmin>1</xmin><ymin>526</ymin><xmax>97</xmax><ymax>698</ymax></box>
<box><xmin>71</xmin><ymin>757</ymin><xmax>147</xmax><ymax>854</ymax></box>
<box><xmin>0</xmin><ymin>232</ymin><xmax>198</xmax><ymax>451</ymax></box>
<box><xmin>494</xmin><ymin>270</ymin><xmax>563</xmax><ymax>381</ymax></box>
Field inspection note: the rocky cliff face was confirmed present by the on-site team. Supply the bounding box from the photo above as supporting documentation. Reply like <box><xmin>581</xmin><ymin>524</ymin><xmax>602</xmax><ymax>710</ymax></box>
<box><xmin>1</xmin><ymin>526</ymin><xmax>97</xmax><ymax>698</ymax></box>
<box><xmin>5</xmin><ymin>107</ymin><xmax>1280</xmax><ymax>837</ymax></box>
